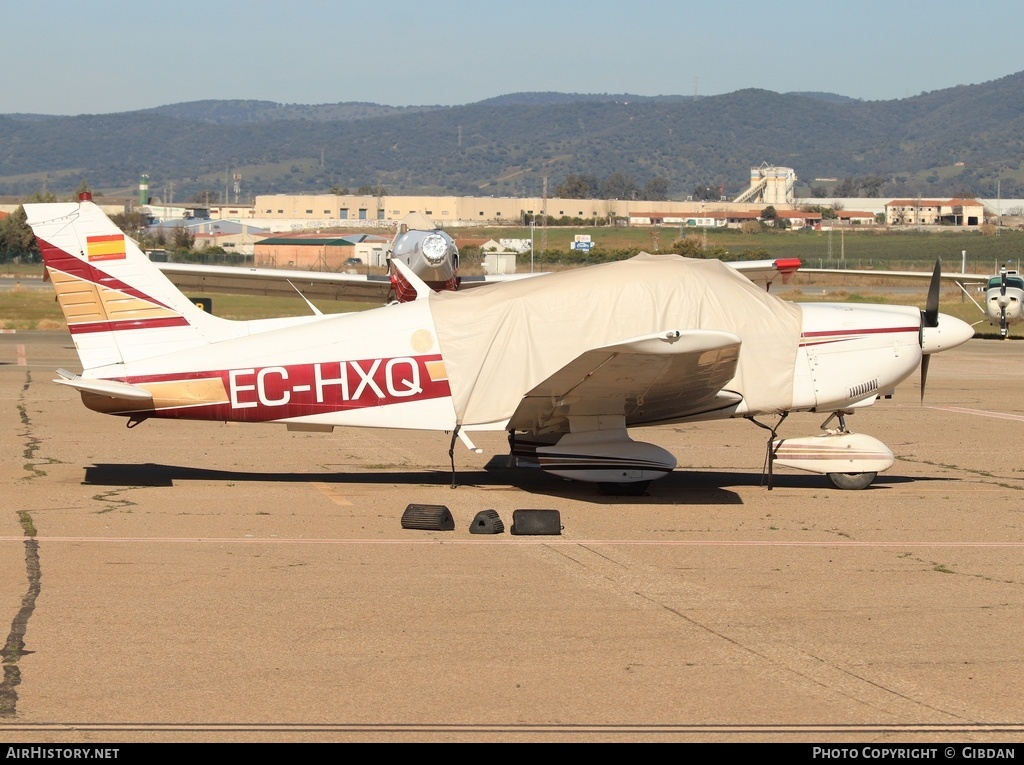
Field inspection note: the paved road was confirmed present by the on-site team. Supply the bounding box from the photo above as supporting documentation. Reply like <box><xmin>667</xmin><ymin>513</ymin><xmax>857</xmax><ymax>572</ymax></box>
<box><xmin>1</xmin><ymin>331</ymin><xmax>1023</xmax><ymax>743</ymax></box>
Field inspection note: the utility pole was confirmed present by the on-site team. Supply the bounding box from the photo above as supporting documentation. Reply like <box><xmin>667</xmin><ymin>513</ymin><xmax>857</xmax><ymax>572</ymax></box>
<box><xmin>541</xmin><ymin>176</ymin><xmax>548</xmax><ymax>253</ymax></box>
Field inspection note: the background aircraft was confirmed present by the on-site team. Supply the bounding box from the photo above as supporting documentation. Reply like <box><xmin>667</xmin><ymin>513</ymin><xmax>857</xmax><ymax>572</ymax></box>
<box><xmin>156</xmin><ymin>223</ymin><xmax>802</xmax><ymax>308</ymax></box>
<box><xmin>982</xmin><ymin>267</ymin><xmax>1024</xmax><ymax>338</ymax></box>
<box><xmin>25</xmin><ymin>195</ymin><xmax>973</xmax><ymax>493</ymax></box>
<box><xmin>802</xmin><ymin>264</ymin><xmax>1023</xmax><ymax>339</ymax></box>
<box><xmin>384</xmin><ymin>212</ymin><xmax>459</xmax><ymax>301</ymax></box>
<box><xmin>156</xmin><ymin>212</ymin><xmax>466</xmax><ymax>305</ymax></box>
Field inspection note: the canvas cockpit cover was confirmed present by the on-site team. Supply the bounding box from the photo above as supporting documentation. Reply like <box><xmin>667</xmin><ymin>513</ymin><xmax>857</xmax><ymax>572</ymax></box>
<box><xmin>429</xmin><ymin>254</ymin><xmax>803</xmax><ymax>427</ymax></box>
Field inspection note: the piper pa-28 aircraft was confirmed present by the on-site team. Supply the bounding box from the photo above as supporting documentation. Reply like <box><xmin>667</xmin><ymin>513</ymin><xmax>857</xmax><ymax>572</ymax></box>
<box><xmin>803</xmin><ymin>263</ymin><xmax>1024</xmax><ymax>339</ymax></box>
<box><xmin>25</xmin><ymin>195</ymin><xmax>974</xmax><ymax>493</ymax></box>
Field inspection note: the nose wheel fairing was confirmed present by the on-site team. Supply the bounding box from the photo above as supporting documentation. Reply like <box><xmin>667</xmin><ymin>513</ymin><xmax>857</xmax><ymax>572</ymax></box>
<box><xmin>771</xmin><ymin>431</ymin><xmax>894</xmax><ymax>483</ymax></box>
<box><xmin>768</xmin><ymin>411</ymin><xmax>893</xmax><ymax>490</ymax></box>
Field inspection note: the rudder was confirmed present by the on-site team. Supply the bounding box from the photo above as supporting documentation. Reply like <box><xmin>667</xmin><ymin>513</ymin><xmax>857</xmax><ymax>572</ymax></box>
<box><xmin>24</xmin><ymin>196</ymin><xmax>227</xmax><ymax>374</ymax></box>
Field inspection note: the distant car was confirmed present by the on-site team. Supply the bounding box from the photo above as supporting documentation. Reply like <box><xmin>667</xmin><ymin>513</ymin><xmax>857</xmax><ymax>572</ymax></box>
<box><xmin>344</xmin><ymin>257</ymin><xmax>362</xmax><ymax>266</ymax></box>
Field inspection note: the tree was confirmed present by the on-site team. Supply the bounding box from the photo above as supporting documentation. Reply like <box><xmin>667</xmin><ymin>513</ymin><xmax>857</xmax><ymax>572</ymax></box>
<box><xmin>644</xmin><ymin>176</ymin><xmax>670</xmax><ymax>201</ymax></box>
<box><xmin>692</xmin><ymin>183</ymin><xmax>719</xmax><ymax>201</ymax></box>
<box><xmin>555</xmin><ymin>174</ymin><xmax>596</xmax><ymax>199</ymax></box>
<box><xmin>669</xmin><ymin>235</ymin><xmax>727</xmax><ymax>259</ymax></box>
<box><xmin>599</xmin><ymin>172</ymin><xmax>639</xmax><ymax>200</ymax></box>
<box><xmin>761</xmin><ymin>205</ymin><xmax>788</xmax><ymax>230</ymax></box>
<box><xmin>24</xmin><ymin>190</ymin><xmax>57</xmax><ymax>204</ymax></box>
<box><xmin>110</xmin><ymin>210</ymin><xmax>151</xmax><ymax>241</ymax></box>
<box><xmin>804</xmin><ymin>204</ymin><xmax>838</xmax><ymax>220</ymax></box>
<box><xmin>172</xmin><ymin>226</ymin><xmax>195</xmax><ymax>251</ymax></box>
<box><xmin>833</xmin><ymin>177</ymin><xmax>860</xmax><ymax>197</ymax></box>
<box><xmin>0</xmin><ymin>207</ymin><xmax>39</xmax><ymax>261</ymax></box>
<box><xmin>861</xmin><ymin>176</ymin><xmax>886</xmax><ymax>198</ymax></box>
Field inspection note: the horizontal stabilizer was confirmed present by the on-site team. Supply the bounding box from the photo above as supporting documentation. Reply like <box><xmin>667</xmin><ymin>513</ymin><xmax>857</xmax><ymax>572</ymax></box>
<box><xmin>53</xmin><ymin>369</ymin><xmax>153</xmax><ymax>401</ymax></box>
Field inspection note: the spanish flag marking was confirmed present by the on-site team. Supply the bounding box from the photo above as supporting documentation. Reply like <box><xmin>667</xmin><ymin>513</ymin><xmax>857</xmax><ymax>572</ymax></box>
<box><xmin>86</xmin><ymin>234</ymin><xmax>126</xmax><ymax>262</ymax></box>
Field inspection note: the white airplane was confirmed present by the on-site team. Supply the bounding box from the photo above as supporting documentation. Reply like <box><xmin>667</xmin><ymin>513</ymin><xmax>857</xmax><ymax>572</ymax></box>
<box><xmin>25</xmin><ymin>195</ymin><xmax>973</xmax><ymax>493</ymax></box>
<box><xmin>802</xmin><ymin>263</ymin><xmax>1024</xmax><ymax>339</ymax></box>
<box><xmin>981</xmin><ymin>267</ymin><xmax>1024</xmax><ymax>338</ymax></box>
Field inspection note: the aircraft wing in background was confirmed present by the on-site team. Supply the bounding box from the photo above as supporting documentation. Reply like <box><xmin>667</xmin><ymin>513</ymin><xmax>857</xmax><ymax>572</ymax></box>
<box><xmin>156</xmin><ymin>255</ymin><xmax>802</xmax><ymax>307</ymax></box>
<box><xmin>799</xmin><ymin>267</ymin><xmax>990</xmax><ymax>287</ymax></box>
<box><xmin>727</xmin><ymin>258</ymin><xmax>802</xmax><ymax>290</ymax></box>
<box><xmin>155</xmin><ymin>262</ymin><xmax>529</xmax><ymax>305</ymax></box>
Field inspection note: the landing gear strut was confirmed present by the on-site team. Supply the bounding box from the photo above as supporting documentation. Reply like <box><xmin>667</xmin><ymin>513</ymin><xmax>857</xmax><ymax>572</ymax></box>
<box><xmin>747</xmin><ymin>412</ymin><xmax>788</xmax><ymax>490</ymax></box>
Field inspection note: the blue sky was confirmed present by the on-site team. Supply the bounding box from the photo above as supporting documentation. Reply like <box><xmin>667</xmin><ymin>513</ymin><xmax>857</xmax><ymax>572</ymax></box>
<box><xmin>4</xmin><ymin>0</ymin><xmax>1023</xmax><ymax>114</ymax></box>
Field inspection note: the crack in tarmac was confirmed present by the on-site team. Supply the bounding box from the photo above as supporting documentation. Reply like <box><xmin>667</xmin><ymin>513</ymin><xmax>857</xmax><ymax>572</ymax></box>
<box><xmin>2</xmin><ymin>371</ymin><xmax>43</xmax><ymax>717</ymax></box>
<box><xmin>91</xmin><ymin>488</ymin><xmax>139</xmax><ymax>514</ymax></box>
<box><xmin>543</xmin><ymin>540</ymin><xmax>973</xmax><ymax>721</ymax></box>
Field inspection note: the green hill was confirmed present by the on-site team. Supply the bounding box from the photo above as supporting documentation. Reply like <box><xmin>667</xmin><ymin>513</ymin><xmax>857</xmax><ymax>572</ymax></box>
<box><xmin>2</xmin><ymin>72</ymin><xmax>1023</xmax><ymax>201</ymax></box>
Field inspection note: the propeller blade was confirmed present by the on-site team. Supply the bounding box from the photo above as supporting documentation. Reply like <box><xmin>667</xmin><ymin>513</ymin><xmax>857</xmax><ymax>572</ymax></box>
<box><xmin>920</xmin><ymin>354</ymin><xmax>930</xmax><ymax>402</ymax></box>
<box><xmin>1001</xmin><ymin>268</ymin><xmax>1007</xmax><ymax>296</ymax></box>
<box><xmin>924</xmin><ymin>259</ymin><xmax>941</xmax><ymax>328</ymax></box>
<box><xmin>919</xmin><ymin>258</ymin><xmax>941</xmax><ymax>400</ymax></box>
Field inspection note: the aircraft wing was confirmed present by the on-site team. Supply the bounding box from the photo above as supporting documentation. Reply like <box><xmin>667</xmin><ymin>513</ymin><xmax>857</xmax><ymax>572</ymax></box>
<box><xmin>507</xmin><ymin>329</ymin><xmax>743</xmax><ymax>433</ymax></box>
<box><xmin>728</xmin><ymin>258</ymin><xmax>802</xmax><ymax>290</ymax></box>
<box><xmin>155</xmin><ymin>262</ymin><xmax>394</xmax><ymax>302</ymax></box>
<box><xmin>155</xmin><ymin>256</ymin><xmax>800</xmax><ymax>304</ymax></box>
<box><xmin>800</xmin><ymin>267</ymin><xmax>991</xmax><ymax>287</ymax></box>
<box><xmin>156</xmin><ymin>262</ymin><xmax>544</xmax><ymax>303</ymax></box>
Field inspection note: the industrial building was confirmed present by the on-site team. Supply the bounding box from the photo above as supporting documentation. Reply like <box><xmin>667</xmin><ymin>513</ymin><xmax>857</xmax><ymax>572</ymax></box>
<box><xmin>884</xmin><ymin>198</ymin><xmax>985</xmax><ymax>227</ymax></box>
<box><xmin>204</xmin><ymin>166</ymin><xmax>809</xmax><ymax>231</ymax></box>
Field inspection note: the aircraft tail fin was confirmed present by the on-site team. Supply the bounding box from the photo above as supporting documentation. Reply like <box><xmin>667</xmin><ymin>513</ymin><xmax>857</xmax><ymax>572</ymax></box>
<box><xmin>24</xmin><ymin>195</ymin><xmax>229</xmax><ymax>374</ymax></box>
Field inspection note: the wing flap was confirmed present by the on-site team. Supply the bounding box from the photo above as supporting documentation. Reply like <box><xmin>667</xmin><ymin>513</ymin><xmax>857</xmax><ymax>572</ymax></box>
<box><xmin>508</xmin><ymin>330</ymin><xmax>742</xmax><ymax>432</ymax></box>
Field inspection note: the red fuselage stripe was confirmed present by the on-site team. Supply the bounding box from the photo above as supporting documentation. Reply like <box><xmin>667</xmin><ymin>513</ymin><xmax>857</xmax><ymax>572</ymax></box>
<box><xmin>114</xmin><ymin>356</ymin><xmax>452</xmax><ymax>422</ymax></box>
<box><xmin>801</xmin><ymin>325</ymin><xmax>918</xmax><ymax>339</ymax></box>
<box><xmin>69</xmin><ymin>317</ymin><xmax>191</xmax><ymax>334</ymax></box>
<box><xmin>37</xmin><ymin>238</ymin><xmax>175</xmax><ymax>309</ymax></box>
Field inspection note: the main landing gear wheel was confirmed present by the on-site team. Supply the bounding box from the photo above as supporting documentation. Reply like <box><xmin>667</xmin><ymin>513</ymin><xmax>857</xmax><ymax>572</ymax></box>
<box><xmin>827</xmin><ymin>471</ymin><xmax>876</xmax><ymax>490</ymax></box>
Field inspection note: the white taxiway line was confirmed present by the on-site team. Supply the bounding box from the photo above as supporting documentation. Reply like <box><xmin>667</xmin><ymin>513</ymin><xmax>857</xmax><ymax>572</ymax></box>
<box><xmin>928</xmin><ymin>405</ymin><xmax>1024</xmax><ymax>422</ymax></box>
<box><xmin>1</xmin><ymin>537</ymin><xmax>1023</xmax><ymax>547</ymax></box>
